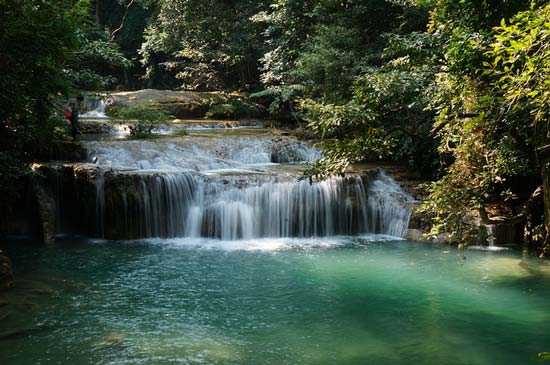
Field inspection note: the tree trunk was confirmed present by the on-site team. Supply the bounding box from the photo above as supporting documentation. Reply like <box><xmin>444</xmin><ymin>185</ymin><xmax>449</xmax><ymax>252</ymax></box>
<box><xmin>541</xmin><ymin>160</ymin><xmax>550</xmax><ymax>258</ymax></box>
<box><xmin>95</xmin><ymin>0</ymin><xmax>101</xmax><ymax>26</ymax></box>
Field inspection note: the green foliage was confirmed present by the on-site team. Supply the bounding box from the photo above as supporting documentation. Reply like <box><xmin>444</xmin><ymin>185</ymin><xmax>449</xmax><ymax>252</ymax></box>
<box><xmin>71</xmin><ymin>28</ymin><xmax>132</xmax><ymax>90</ymax></box>
<box><xmin>0</xmin><ymin>0</ymin><xmax>82</xmax><ymax>212</ymax></box>
<box><xmin>301</xmin><ymin>29</ymin><xmax>439</xmax><ymax>179</ymax></box>
<box><xmin>141</xmin><ymin>0</ymin><xmax>270</xmax><ymax>90</ymax></box>
<box><xmin>294</xmin><ymin>26</ymin><xmax>367</xmax><ymax>101</ymax></box>
<box><xmin>251</xmin><ymin>0</ymin><xmax>316</xmax><ymax>86</ymax></box>
<box><xmin>250</xmin><ymin>85</ymin><xmax>304</xmax><ymax>117</ymax></box>
<box><xmin>172</xmin><ymin>129</ymin><xmax>188</xmax><ymax>137</ymax></box>
<box><xmin>488</xmin><ymin>3</ymin><xmax>550</xmax><ymax>132</ymax></box>
<box><xmin>206</xmin><ymin>103</ymin><xmax>239</xmax><ymax>119</ymax></box>
<box><xmin>534</xmin><ymin>352</ymin><xmax>550</xmax><ymax>361</ymax></box>
<box><xmin>205</xmin><ymin>97</ymin><xmax>260</xmax><ymax>119</ymax></box>
<box><xmin>114</xmin><ymin>105</ymin><xmax>169</xmax><ymax>138</ymax></box>
<box><xmin>420</xmin><ymin>1</ymin><xmax>549</xmax><ymax>242</ymax></box>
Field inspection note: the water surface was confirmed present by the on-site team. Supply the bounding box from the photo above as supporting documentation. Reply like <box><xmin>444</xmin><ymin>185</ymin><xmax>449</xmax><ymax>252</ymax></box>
<box><xmin>1</xmin><ymin>237</ymin><xmax>549</xmax><ymax>365</ymax></box>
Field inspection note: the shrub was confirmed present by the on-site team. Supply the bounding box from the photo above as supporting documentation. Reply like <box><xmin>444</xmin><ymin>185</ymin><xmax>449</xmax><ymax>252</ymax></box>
<box><xmin>205</xmin><ymin>97</ymin><xmax>260</xmax><ymax>119</ymax></box>
<box><xmin>114</xmin><ymin>105</ymin><xmax>170</xmax><ymax>138</ymax></box>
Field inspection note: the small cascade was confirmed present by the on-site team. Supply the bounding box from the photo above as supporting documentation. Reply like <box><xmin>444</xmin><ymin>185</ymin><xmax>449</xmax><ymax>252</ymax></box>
<box><xmin>84</xmin><ymin>137</ymin><xmax>321</xmax><ymax>171</ymax></box>
<box><xmin>81</xmin><ymin>99</ymin><xmax>107</xmax><ymax>118</ymax></box>
<box><xmin>367</xmin><ymin>171</ymin><xmax>414</xmax><ymax>237</ymax></box>
<box><xmin>198</xmin><ymin>176</ymin><xmax>365</xmax><ymax>239</ymax></box>
<box><xmin>114</xmin><ymin>173</ymin><xmax>199</xmax><ymax>238</ymax></box>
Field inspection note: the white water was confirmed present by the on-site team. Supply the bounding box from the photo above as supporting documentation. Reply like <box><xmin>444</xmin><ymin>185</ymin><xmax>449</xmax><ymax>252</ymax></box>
<box><xmin>89</xmin><ymin>168</ymin><xmax>413</xmax><ymax>240</ymax></box>
<box><xmin>368</xmin><ymin>171</ymin><xmax>414</xmax><ymax>238</ymax></box>
<box><xmin>81</xmin><ymin>99</ymin><xmax>108</xmax><ymax>119</ymax></box>
<box><xmin>85</xmin><ymin>136</ymin><xmax>321</xmax><ymax>171</ymax></box>
<box><xmin>75</xmin><ymin>129</ymin><xmax>414</xmax><ymax>240</ymax></box>
<box><xmin>128</xmin><ymin>234</ymin><xmax>403</xmax><ymax>252</ymax></box>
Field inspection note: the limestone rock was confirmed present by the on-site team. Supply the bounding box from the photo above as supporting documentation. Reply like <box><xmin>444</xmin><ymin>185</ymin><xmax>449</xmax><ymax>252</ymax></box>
<box><xmin>104</xmin><ymin>89</ymin><xmax>265</xmax><ymax>119</ymax></box>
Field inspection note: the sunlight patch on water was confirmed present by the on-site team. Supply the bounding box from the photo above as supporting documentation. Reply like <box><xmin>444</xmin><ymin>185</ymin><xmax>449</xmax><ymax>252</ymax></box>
<box><xmin>467</xmin><ymin>245</ymin><xmax>510</xmax><ymax>251</ymax></box>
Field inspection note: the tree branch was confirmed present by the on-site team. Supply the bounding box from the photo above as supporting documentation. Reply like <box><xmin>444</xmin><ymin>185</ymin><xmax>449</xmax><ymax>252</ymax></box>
<box><xmin>486</xmin><ymin>186</ymin><xmax>542</xmax><ymax>225</ymax></box>
<box><xmin>111</xmin><ymin>0</ymin><xmax>135</xmax><ymax>41</ymax></box>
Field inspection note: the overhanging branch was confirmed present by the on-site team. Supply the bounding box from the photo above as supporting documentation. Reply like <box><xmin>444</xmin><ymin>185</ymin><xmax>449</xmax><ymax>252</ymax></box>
<box><xmin>111</xmin><ymin>0</ymin><xmax>135</xmax><ymax>41</ymax></box>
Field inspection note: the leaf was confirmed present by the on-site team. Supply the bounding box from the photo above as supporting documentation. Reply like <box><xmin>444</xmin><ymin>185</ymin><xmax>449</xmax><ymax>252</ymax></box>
<box><xmin>533</xmin><ymin>352</ymin><xmax>550</xmax><ymax>361</ymax></box>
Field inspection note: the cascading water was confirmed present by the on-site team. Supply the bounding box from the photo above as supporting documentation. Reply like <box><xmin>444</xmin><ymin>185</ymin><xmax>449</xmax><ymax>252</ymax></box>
<box><xmin>81</xmin><ymin>98</ymin><xmax>107</xmax><ymax>118</ymax></box>
<box><xmin>367</xmin><ymin>171</ymin><xmax>414</xmax><ymax>237</ymax></box>
<box><xmin>52</xmin><ymin>127</ymin><xmax>414</xmax><ymax>240</ymax></box>
<box><xmin>185</xmin><ymin>175</ymin><xmax>367</xmax><ymax>239</ymax></box>
<box><xmin>87</xmin><ymin>169</ymin><xmax>412</xmax><ymax>240</ymax></box>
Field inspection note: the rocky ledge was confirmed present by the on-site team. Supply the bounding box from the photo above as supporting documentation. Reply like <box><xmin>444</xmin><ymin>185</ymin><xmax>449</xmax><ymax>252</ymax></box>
<box><xmin>105</xmin><ymin>89</ymin><xmax>266</xmax><ymax>119</ymax></box>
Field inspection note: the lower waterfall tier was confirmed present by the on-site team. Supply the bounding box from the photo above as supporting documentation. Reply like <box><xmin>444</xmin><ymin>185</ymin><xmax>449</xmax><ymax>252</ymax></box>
<box><xmin>36</xmin><ymin>166</ymin><xmax>413</xmax><ymax>240</ymax></box>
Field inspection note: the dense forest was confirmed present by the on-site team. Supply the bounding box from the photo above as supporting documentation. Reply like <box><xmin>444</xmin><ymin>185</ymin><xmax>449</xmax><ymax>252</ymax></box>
<box><xmin>1</xmin><ymin>0</ymin><xmax>550</xmax><ymax>255</ymax></box>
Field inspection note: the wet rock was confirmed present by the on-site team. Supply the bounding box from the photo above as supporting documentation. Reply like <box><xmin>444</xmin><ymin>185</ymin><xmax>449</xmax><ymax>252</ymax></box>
<box><xmin>271</xmin><ymin>140</ymin><xmax>314</xmax><ymax>163</ymax></box>
<box><xmin>485</xmin><ymin>224</ymin><xmax>517</xmax><ymax>245</ymax></box>
<box><xmin>0</xmin><ymin>253</ymin><xmax>13</xmax><ymax>290</ymax></box>
<box><xmin>31</xmin><ymin>176</ymin><xmax>56</xmax><ymax>244</ymax></box>
<box><xmin>406</xmin><ymin>228</ymin><xmax>425</xmax><ymax>242</ymax></box>
<box><xmin>79</xmin><ymin>121</ymin><xmax>114</xmax><ymax>134</ymax></box>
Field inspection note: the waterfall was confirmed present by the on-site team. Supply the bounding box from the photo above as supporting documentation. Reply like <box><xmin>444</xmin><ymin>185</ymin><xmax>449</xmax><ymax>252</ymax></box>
<box><xmin>92</xmin><ymin>171</ymin><xmax>413</xmax><ymax>240</ymax></box>
<box><xmin>81</xmin><ymin>99</ymin><xmax>107</xmax><ymax>118</ymax></box>
<box><xmin>367</xmin><ymin>171</ymin><xmax>414</xmax><ymax>238</ymax></box>
<box><xmin>198</xmin><ymin>177</ymin><xmax>363</xmax><ymax>239</ymax></box>
<box><xmin>32</xmin><ymin>132</ymin><xmax>419</xmax><ymax>241</ymax></box>
<box><xmin>114</xmin><ymin>173</ymin><xmax>199</xmax><ymax>238</ymax></box>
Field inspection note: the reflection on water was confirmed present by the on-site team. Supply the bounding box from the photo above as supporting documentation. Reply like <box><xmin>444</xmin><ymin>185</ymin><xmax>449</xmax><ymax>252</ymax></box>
<box><xmin>1</xmin><ymin>237</ymin><xmax>549</xmax><ymax>365</ymax></box>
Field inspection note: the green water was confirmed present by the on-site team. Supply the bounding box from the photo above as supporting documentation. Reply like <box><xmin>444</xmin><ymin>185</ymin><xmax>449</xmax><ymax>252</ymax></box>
<box><xmin>1</xmin><ymin>236</ymin><xmax>549</xmax><ymax>365</ymax></box>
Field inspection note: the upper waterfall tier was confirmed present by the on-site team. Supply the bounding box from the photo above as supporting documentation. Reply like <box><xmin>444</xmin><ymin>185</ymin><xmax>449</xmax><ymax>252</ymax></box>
<box><xmin>84</xmin><ymin>134</ymin><xmax>321</xmax><ymax>172</ymax></box>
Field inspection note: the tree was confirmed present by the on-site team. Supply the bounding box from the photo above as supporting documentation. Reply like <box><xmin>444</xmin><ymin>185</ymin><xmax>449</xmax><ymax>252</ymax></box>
<box><xmin>422</xmin><ymin>0</ymin><xmax>549</xmax><ymax>249</ymax></box>
<box><xmin>92</xmin><ymin>0</ymin><xmax>154</xmax><ymax>88</ymax></box>
<box><xmin>0</xmin><ymin>0</ymin><xmax>129</xmax><ymax>230</ymax></box>
<box><xmin>302</xmin><ymin>31</ymin><xmax>440</xmax><ymax>179</ymax></box>
<box><xmin>141</xmin><ymin>0</ymin><xmax>270</xmax><ymax>90</ymax></box>
<box><xmin>486</xmin><ymin>3</ymin><xmax>550</xmax><ymax>255</ymax></box>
